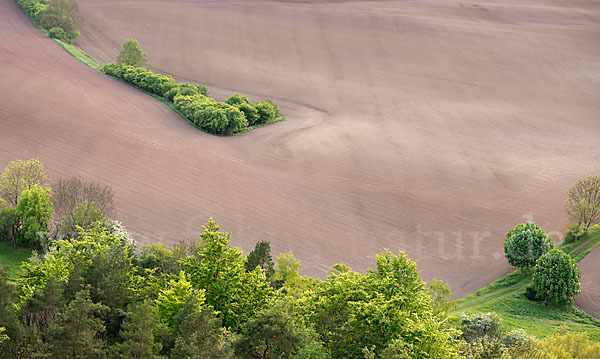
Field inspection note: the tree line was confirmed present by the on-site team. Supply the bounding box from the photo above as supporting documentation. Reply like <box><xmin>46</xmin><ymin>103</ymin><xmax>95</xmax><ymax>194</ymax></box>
<box><xmin>18</xmin><ymin>0</ymin><xmax>82</xmax><ymax>44</ymax></box>
<box><xmin>103</xmin><ymin>39</ymin><xmax>281</xmax><ymax>136</ymax></box>
<box><xmin>0</xmin><ymin>159</ymin><xmax>599</xmax><ymax>358</ymax></box>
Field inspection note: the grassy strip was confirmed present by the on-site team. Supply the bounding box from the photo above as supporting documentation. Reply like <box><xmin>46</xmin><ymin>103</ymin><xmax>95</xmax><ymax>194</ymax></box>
<box><xmin>453</xmin><ymin>225</ymin><xmax>600</xmax><ymax>341</ymax></box>
<box><xmin>0</xmin><ymin>242</ymin><xmax>31</xmax><ymax>282</ymax></box>
<box><xmin>52</xmin><ymin>39</ymin><xmax>102</xmax><ymax>71</ymax></box>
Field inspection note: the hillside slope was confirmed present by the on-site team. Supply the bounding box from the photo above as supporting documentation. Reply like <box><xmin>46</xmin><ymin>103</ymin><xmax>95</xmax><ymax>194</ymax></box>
<box><xmin>2</xmin><ymin>0</ymin><xmax>600</xmax><ymax>297</ymax></box>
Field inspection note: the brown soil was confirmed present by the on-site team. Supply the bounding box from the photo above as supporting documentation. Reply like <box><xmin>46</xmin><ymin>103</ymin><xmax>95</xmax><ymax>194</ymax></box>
<box><xmin>2</xmin><ymin>0</ymin><xmax>599</xmax><ymax>300</ymax></box>
<box><xmin>575</xmin><ymin>246</ymin><xmax>600</xmax><ymax>319</ymax></box>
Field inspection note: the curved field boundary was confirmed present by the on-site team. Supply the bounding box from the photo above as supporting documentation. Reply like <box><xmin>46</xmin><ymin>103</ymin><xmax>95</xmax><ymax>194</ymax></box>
<box><xmin>454</xmin><ymin>225</ymin><xmax>600</xmax><ymax>340</ymax></box>
<box><xmin>14</xmin><ymin>0</ymin><xmax>284</xmax><ymax>136</ymax></box>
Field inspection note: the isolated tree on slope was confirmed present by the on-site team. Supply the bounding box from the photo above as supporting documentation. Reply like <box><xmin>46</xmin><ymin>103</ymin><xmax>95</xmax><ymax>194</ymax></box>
<box><xmin>503</xmin><ymin>222</ymin><xmax>552</xmax><ymax>272</ymax></box>
<box><xmin>117</xmin><ymin>39</ymin><xmax>148</xmax><ymax>67</ymax></box>
<box><xmin>0</xmin><ymin>158</ymin><xmax>48</xmax><ymax>206</ymax></box>
<box><xmin>533</xmin><ymin>248</ymin><xmax>581</xmax><ymax>305</ymax></box>
<box><xmin>566</xmin><ymin>174</ymin><xmax>600</xmax><ymax>232</ymax></box>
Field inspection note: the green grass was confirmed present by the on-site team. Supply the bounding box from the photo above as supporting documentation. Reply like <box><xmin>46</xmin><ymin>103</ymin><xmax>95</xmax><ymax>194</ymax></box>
<box><xmin>53</xmin><ymin>39</ymin><xmax>102</xmax><ymax>71</ymax></box>
<box><xmin>16</xmin><ymin>0</ymin><xmax>284</xmax><ymax>136</ymax></box>
<box><xmin>0</xmin><ymin>242</ymin><xmax>31</xmax><ymax>282</ymax></box>
<box><xmin>453</xmin><ymin>225</ymin><xmax>600</xmax><ymax>341</ymax></box>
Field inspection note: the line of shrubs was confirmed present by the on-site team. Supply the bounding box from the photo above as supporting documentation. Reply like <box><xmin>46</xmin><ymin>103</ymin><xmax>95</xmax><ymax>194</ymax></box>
<box><xmin>18</xmin><ymin>0</ymin><xmax>82</xmax><ymax>44</ymax></box>
<box><xmin>103</xmin><ymin>63</ymin><xmax>280</xmax><ymax>135</ymax></box>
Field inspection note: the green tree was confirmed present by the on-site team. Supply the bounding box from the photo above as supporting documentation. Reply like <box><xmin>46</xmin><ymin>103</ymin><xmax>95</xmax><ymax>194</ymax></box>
<box><xmin>0</xmin><ymin>158</ymin><xmax>48</xmax><ymax>206</ymax></box>
<box><xmin>566</xmin><ymin>174</ymin><xmax>600</xmax><ymax>232</ymax></box>
<box><xmin>427</xmin><ymin>279</ymin><xmax>456</xmax><ymax>315</ymax></box>
<box><xmin>300</xmin><ymin>250</ymin><xmax>459</xmax><ymax>359</ymax></box>
<box><xmin>110</xmin><ymin>301</ymin><xmax>163</xmax><ymax>359</ymax></box>
<box><xmin>533</xmin><ymin>249</ymin><xmax>581</xmax><ymax>305</ymax></box>
<box><xmin>15</xmin><ymin>185</ymin><xmax>54</xmax><ymax>250</ymax></box>
<box><xmin>503</xmin><ymin>222</ymin><xmax>552</xmax><ymax>271</ymax></box>
<box><xmin>38</xmin><ymin>0</ymin><xmax>82</xmax><ymax>43</ymax></box>
<box><xmin>179</xmin><ymin>219</ymin><xmax>272</xmax><ymax>330</ymax></box>
<box><xmin>272</xmin><ymin>251</ymin><xmax>301</xmax><ymax>285</ymax></box>
<box><xmin>117</xmin><ymin>39</ymin><xmax>148</xmax><ymax>67</ymax></box>
<box><xmin>170</xmin><ymin>296</ymin><xmax>233</xmax><ymax>359</ymax></box>
<box><xmin>0</xmin><ymin>327</ymin><xmax>7</xmax><ymax>345</ymax></box>
<box><xmin>234</xmin><ymin>305</ymin><xmax>302</xmax><ymax>359</ymax></box>
<box><xmin>47</xmin><ymin>289</ymin><xmax>109</xmax><ymax>359</ymax></box>
<box><xmin>245</xmin><ymin>240</ymin><xmax>275</xmax><ymax>282</ymax></box>
<box><xmin>155</xmin><ymin>271</ymin><xmax>203</xmax><ymax>328</ymax></box>
<box><xmin>61</xmin><ymin>201</ymin><xmax>106</xmax><ymax>239</ymax></box>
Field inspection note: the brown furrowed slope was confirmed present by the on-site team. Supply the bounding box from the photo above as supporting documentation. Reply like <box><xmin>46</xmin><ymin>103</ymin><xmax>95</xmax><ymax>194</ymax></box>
<box><xmin>3</xmin><ymin>0</ymin><xmax>600</xmax><ymax>298</ymax></box>
<box><xmin>575</xmin><ymin>247</ymin><xmax>600</xmax><ymax>319</ymax></box>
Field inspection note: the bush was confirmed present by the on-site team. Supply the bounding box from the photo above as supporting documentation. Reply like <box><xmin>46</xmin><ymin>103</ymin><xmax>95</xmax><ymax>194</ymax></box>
<box><xmin>460</xmin><ymin>312</ymin><xmax>504</xmax><ymax>343</ymax></box>
<box><xmin>255</xmin><ymin>99</ymin><xmax>279</xmax><ymax>124</ymax></box>
<box><xmin>564</xmin><ymin>226</ymin><xmax>588</xmax><ymax>244</ymax></box>
<box><xmin>533</xmin><ymin>248</ymin><xmax>581</xmax><ymax>304</ymax></box>
<box><xmin>524</xmin><ymin>285</ymin><xmax>541</xmax><ymax>302</ymax></box>
<box><xmin>38</xmin><ymin>0</ymin><xmax>81</xmax><ymax>42</ymax></box>
<box><xmin>17</xmin><ymin>0</ymin><xmax>48</xmax><ymax>21</ymax></box>
<box><xmin>164</xmin><ymin>83</ymin><xmax>208</xmax><ymax>101</ymax></box>
<box><xmin>103</xmin><ymin>63</ymin><xmax>277</xmax><ymax>135</ymax></box>
<box><xmin>48</xmin><ymin>26</ymin><xmax>67</xmax><ymax>42</ymax></box>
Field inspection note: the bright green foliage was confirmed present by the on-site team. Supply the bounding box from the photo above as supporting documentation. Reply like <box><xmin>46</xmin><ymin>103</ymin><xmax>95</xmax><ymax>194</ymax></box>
<box><xmin>46</xmin><ymin>289</ymin><xmax>109</xmax><ymax>359</ymax></box>
<box><xmin>519</xmin><ymin>331</ymin><xmax>600</xmax><ymax>359</ymax></box>
<box><xmin>300</xmin><ymin>249</ymin><xmax>460</xmax><ymax>359</ymax></box>
<box><xmin>566</xmin><ymin>174</ymin><xmax>600</xmax><ymax>231</ymax></box>
<box><xmin>17</xmin><ymin>0</ymin><xmax>49</xmax><ymax>21</ymax></box>
<box><xmin>225</xmin><ymin>94</ymin><xmax>260</xmax><ymax>125</ymax></box>
<box><xmin>16</xmin><ymin>223</ymin><xmax>135</xmax><ymax>307</ymax></box>
<box><xmin>428</xmin><ymin>278</ymin><xmax>456</xmax><ymax>315</ymax></box>
<box><xmin>164</xmin><ymin>83</ymin><xmax>209</xmax><ymax>101</ymax></box>
<box><xmin>170</xmin><ymin>296</ymin><xmax>233</xmax><ymax>359</ymax></box>
<box><xmin>49</xmin><ymin>26</ymin><xmax>68</xmax><ymax>42</ymax></box>
<box><xmin>273</xmin><ymin>251</ymin><xmax>301</xmax><ymax>284</ymax></box>
<box><xmin>116</xmin><ymin>39</ymin><xmax>148</xmax><ymax>67</ymax></box>
<box><xmin>110</xmin><ymin>301</ymin><xmax>163</xmax><ymax>359</ymax></box>
<box><xmin>179</xmin><ymin>219</ymin><xmax>272</xmax><ymax>330</ymax></box>
<box><xmin>61</xmin><ymin>201</ymin><xmax>105</xmax><ymax>238</ymax></box>
<box><xmin>15</xmin><ymin>185</ymin><xmax>54</xmax><ymax>250</ymax></box>
<box><xmin>102</xmin><ymin>63</ymin><xmax>280</xmax><ymax>135</ymax></box>
<box><xmin>0</xmin><ymin>158</ymin><xmax>48</xmax><ymax>206</ymax></box>
<box><xmin>533</xmin><ymin>249</ymin><xmax>581</xmax><ymax>304</ymax></box>
<box><xmin>255</xmin><ymin>99</ymin><xmax>279</xmax><ymax>124</ymax></box>
<box><xmin>245</xmin><ymin>240</ymin><xmax>275</xmax><ymax>281</ymax></box>
<box><xmin>156</xmin><ymin>271</ymin><xmax>204</xmax><ymax>328</ymax></box>
<box><xmin>504</xmin><ymin>222</ymin><xmax>553</xmax><ymax>270</ymax></box>
<box><xmin>174</xmin><ymin>94</ymin><xmax>248</xmax><ymax>135</ymax></box>
<box><xmin>39</xmin><ymin>0</ymin><xmax>81</xmax><ymax>43</ymax></box>
<box><xmin>140</xmin><ymin>243</ymin><xmax>179</xmax><ymax>275</ymax></box>
<box><xmin>233</xmin><ymin>305</ymin><xmax>303</xmax><ymax>359</ymax></box>
<box><xmin>0</xmin><ymin>327</ymin><xmax>7</xmax><ymax>345</ymax></box>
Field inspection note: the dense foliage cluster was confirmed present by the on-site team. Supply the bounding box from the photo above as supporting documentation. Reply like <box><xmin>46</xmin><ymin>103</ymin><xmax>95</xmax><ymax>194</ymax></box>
<box><xmin>0</xmin><ymin>159</ymin><xmax>596</xmax><ymax>358</ymax></box>
<box><xmin>503</xmin><ymin>221</ymin><xmax>553</xmax><ymax>271</ymax></box>
<box><xmin>18</xmin><ymin>0</ymin><xmax>81</xmax><ymax>44</ymax></box>
<box><xmin>103</xmin><ymin>62</ymin><xmax>280</xmax><ymax>135</ymax></box>
<box><xmin>532</xmin><ymin>248</ymin><xmax>581</xmax><ymax>304</ymax></box>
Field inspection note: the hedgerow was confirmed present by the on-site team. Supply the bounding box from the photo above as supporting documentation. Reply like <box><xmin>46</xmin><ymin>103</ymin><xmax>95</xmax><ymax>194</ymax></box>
<box><xmin>17</xmin><ymin>0</ymin><xmax>48</xmax><ymax>21</ymax></box>
<box><xmin>103</xmin><ymin>63</ymin><xmax>280</xmax><ymax>135</ymax></box>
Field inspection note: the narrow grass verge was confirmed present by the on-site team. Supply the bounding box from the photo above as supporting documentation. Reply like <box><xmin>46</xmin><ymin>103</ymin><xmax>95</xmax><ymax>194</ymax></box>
<box><xmin>16</xmin><ymin>0</ymin><xmax>285</xmax><ymax>136</ymax></box>
<box><xmin>453</xmin><ymin>225</ymin><xmax>600</xmax><ymax>341</ymax></box>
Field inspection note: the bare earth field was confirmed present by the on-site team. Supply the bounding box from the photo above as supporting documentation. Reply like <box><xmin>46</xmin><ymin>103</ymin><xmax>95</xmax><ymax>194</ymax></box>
<box><xmin>575</xmin><ymin>247</ymin><xmax>600</xmax><ymax>319</ymax></box>
<box><xmin>1</xmin><ymin>0</ymin><xmax>600</xmax><ymax>307</ymax></box>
